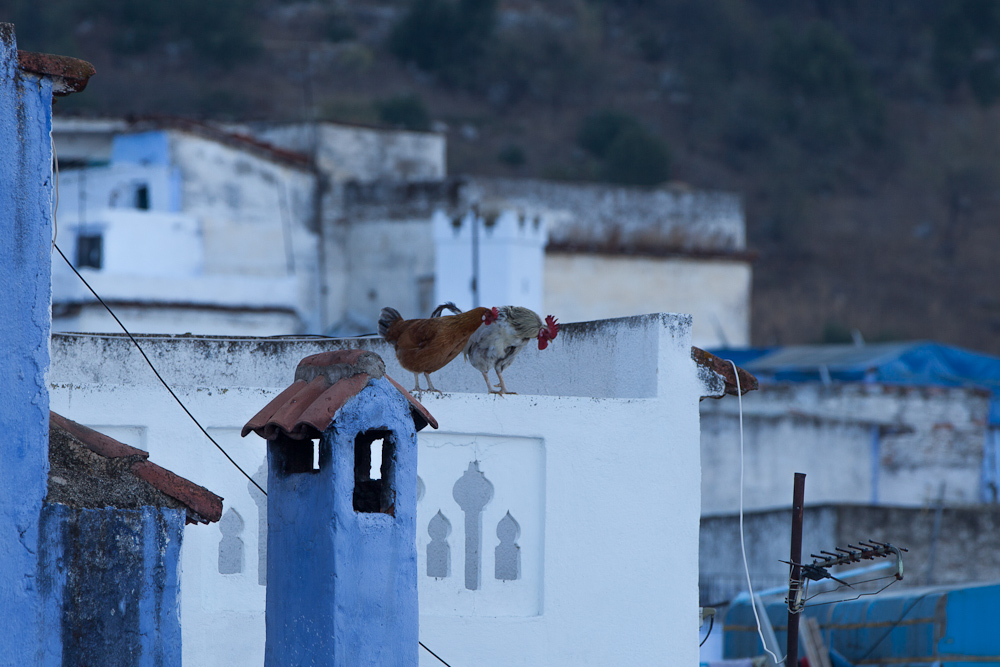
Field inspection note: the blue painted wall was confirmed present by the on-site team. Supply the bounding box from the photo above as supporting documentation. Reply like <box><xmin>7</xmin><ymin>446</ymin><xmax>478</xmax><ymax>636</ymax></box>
<box><xmin>0</xmin><ymin>24</ymin><xmax>54</xmax><ymax>667</ymax></box>
<box><xmin>37</xmin><ymin>505</ymin><xmax>185</xmax><ymax>667</ymax></box>
<box><xmin>111</xmin><ymin>131</ymin><xmax>171</xmax><ymax>166</ymax></box>
<box><xmin>266</xmin><ymin>377</ymin><xmax>419</xmax><ymax>667</ymax></box>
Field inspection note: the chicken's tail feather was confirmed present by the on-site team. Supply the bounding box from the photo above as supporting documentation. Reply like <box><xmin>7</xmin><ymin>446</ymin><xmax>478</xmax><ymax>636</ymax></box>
<box><xmin>430</xmin><ymin>301</ymin><xmax>462</xmax><ymax>318</ymax></box>
<box><xmin>378</xmin><ymin>307</ymin><xmax>403</xmax><ymax>339</ymax></box>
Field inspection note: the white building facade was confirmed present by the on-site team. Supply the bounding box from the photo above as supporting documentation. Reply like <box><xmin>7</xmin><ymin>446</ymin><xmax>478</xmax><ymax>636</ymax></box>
<box><xmin>48</xmin><ymin>313</ymin><xmax>729</xmax><ymax>666</ymax></box>
<box><xmin>52</xmin><ymin>123</ymin><xmax>321</xmax><ymax>335</ymax></box>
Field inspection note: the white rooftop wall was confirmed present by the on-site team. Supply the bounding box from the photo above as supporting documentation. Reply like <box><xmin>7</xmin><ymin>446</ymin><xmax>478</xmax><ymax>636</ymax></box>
<box><xmin>48</xmin><ymin>313</ymin><xmax>718</xmax><ymax>667</ymax></box>
<box><xmin>55</xmin><ymin>162</ymin><xmax>181</xmax><ymax>214</ymax></box>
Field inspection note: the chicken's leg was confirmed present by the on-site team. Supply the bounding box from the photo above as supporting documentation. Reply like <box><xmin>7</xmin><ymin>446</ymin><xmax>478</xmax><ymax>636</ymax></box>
<box><xmin>411</xmin><ymin>372</ymin><xmax>423</xmax><ymax>394</ymax></box>
<box><xmin>495</xmin><ymin>370</ymin><xmax>516</xmax><ymax>395</ymax></box>
<box><xmin>423</xmin><ymin>373</ymin><xmax>443</xmax><ymax>395</ymax></box>
<box><xmin>481</xmin><ymin>371</ymin><xmax>496</xmax><ymax>394</ymax></box>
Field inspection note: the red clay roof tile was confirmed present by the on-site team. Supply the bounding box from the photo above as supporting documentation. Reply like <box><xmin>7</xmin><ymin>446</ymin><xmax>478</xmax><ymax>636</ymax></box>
<box><xmin>131</xmin><ymin>460</ymin><xmax>223</xmax><ymax>524</ymax></box>
<box><xmin>50</xmin><ymin>411</ymin><xmax>149</xmax><ymax>459</ymax></box>
<box><xmin>49</xmin><ymin>412</ymin><xmax>223</xmax><ymax>524</ymax></box>
<box><xmin>242</xmin><ymin>350</ymin><xmax>437</xmax><ymax>441</ymax></box>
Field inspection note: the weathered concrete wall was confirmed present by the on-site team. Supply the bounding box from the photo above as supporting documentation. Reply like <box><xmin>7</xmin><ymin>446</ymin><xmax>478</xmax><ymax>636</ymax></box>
<box><xmin>700</xmin><ymin>382</ymin><xmax>990</xmax><ymax>514</ymax></box>
<box><xmin>469</xmin><ymin>177</ymin><xmax>746</xmax><ymax>253</ymax></box>
<box><xmin>0</xmin><ymin>24</ymin><xmax>53</xmax><ymax>666</ymax></box>
<box><xmin>339</xmin><ymin>217</ymin><xmax>436</xmax><ymax>329</ymax></box>
<box><xmin>48</xmin><ymin>313</ymin><xmax>709</xmax><ymax>667</ymax></box>
<box><xmin>265</xmin><ymin>378</ymin><xmax>418</xmax><ymax>666</ymax></box>
<box><xmin>38</xmin><ymin>504</ymin><xmax>184</xmax><ymax>666</ymax></box>
<box><xmin>701</xmin><ymin>503</ymin><xmax>1000</xmax><ymax>606</ymax></box>
<box><xmin>546</xmin><ymin>253</ymin><xmax>750</xmax><ymax>348</ymax></box>
<box><xmin>255</xmin><ymin>123</ymin><xmax>446</xmax><ymax>184</ymax></box>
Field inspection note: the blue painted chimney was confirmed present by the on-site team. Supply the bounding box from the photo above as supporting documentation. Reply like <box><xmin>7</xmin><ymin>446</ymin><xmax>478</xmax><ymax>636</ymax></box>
<box><xmin>243</xmin><ymin>350</ymin><xmax>436</xmax><ymax>667</ymax></box>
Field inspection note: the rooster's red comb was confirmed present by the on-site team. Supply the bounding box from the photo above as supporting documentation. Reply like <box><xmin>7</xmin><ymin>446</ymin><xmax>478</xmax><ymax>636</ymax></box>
<box><xmin>544</xmin><ymin>315</ymin><xmax>559</xmax><ymax>337</ymax></box>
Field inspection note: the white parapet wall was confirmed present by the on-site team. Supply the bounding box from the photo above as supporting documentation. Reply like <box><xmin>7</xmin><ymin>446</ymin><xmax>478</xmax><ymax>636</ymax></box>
<box><xmin>48</xmin><ymin>313</ymin><xmax>719</xmax><ymax>667</ymax></box>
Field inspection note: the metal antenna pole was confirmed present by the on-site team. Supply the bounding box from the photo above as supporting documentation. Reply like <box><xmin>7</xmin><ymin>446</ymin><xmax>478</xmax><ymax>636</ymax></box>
<box><xmin>787</xmin><ymin>472</ymin><xmax>806</xmax><ymax>667</ymax></box>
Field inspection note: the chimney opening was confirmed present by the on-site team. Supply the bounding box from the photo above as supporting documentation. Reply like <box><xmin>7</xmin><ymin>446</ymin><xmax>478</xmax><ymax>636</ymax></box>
<box><xmin>354</xmin><ymin>429</ymin><xmax>395</xmax><ymax>514</ymax></box>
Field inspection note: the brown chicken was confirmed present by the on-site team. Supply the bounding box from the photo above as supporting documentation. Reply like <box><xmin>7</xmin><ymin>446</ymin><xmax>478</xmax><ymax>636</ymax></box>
<box><xmin>378</xmin><ymin>305</ymin><xmax>499</xmax><ymax>394</ymax></box>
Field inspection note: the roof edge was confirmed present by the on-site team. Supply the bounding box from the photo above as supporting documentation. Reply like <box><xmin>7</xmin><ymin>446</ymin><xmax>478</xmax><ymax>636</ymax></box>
<box><xmin>17</xmin><ymin>50</ymin><xmax>96</xmax><ymax>96</ymax></box>
<box><xmin>692</xmin><ymin>347</ymin><xmax>758</xmax><ymax>397</ymax></box>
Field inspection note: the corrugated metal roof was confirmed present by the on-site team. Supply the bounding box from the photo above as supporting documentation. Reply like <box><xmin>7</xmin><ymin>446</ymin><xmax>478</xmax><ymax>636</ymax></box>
<box><xmin>49</xmin><ymin>412</ymin><xmax>223</xmax><ymax>524</ymax></box>
<box><xmin>241</xmin><ymin>349</ymin><xmax>437</xmax><ymax>441</ymax></box>
<box><xmin>743</xmin><ymin>342</ymin><xmax>922</xmax><ymax>373</ymax></box>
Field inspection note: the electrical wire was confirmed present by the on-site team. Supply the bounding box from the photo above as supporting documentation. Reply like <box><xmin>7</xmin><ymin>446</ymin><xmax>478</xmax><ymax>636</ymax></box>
<box><xmin>419</xmin><ymin>641</ymin><xmax>454</xmax><ymax>666</ymax></box>
<box><xmin>52</xmin><ymin>243</ymin><xmax>266</xmax><ymax>497</ymax></box>
<box><xmin>803</xmin><ymin>577</ymin><xmax>900</xmax><ymax>609</ymax></box>
<box><xmin>51</xmin><ymin>135</ymin><xmax>59</xmax><ymax>249</ymax></box>
<box><xmin>730</xmin><ymin>360</ymin><xmax>785</xmax><ymax>667</ymax></box>
<box><xmin>700</xmin><ymin>614</ymin><xmax>715</xmax><ymax>647</ymax></box>
<box><xmin>854</xmin><ymin>590</ymin><xmax>932</xmax><ymax>662</ymax></box>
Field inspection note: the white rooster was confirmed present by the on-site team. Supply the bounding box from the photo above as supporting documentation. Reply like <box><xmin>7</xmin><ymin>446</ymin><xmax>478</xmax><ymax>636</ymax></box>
<box><xmin>462</xmin><ymin>305</ymin><xmax>559</xmax><ymax>394</ymax></box>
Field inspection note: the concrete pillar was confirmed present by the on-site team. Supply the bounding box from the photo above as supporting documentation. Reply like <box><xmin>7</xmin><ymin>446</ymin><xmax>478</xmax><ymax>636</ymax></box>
<box><xmin>0</xmin><ymin>24</ymin><xmax>55</xmax><ymax>666</ymax></box>
<box><xmin>265</xmin><ymin>376</ymin><xmax>419</xmax><ymax>666</ymax></box>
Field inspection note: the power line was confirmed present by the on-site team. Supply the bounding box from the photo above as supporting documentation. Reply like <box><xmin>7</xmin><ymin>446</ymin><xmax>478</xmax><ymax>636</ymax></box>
<box><xmin>419</xmin><ymin>641</ymin><xmax>454</xmax><ymax>666</ymax></box>
<box><xmin>52</xmin><ymin>242</ymin><xmax>266</xmax><ymax>497</ymax></box>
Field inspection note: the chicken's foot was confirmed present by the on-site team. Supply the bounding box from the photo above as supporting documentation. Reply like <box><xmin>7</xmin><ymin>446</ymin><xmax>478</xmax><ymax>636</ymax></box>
<box><xmin>482</xmin><ymin>371</ymin><xmax>502</xmax><ymax>395</ymax></box>
<box><xmin>494</xmin><ymin>371</ymin><xmax>517</xmax><ymax>395</ymax></box>
<box><xmin>423</xmin><ymin>373</ymin><xmax>443</xmax><ymax>395</ymax></box>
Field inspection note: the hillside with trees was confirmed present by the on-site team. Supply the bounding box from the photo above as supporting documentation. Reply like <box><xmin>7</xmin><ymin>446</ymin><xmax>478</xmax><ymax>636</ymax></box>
<box><xmin>7</xmin><ymin>0</ymin><xmax>1000</xmax><ymax>353</ymax></box>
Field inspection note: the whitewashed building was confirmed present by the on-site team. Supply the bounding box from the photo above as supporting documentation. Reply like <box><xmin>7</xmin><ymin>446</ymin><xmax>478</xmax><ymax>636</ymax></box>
<box><xmin>52</xmin><ymin>120</ymin><xmax>321</xmax><ymax>335</ymax></box>
<box><xmin>48</xmin><ymin>313</ymin><xmax>744</xmax><ymax>666</ymax></box>
<box><xmin>52</xmin><ymin>118</ymin><xmax>752</xmax><ymax>348</ymax></box>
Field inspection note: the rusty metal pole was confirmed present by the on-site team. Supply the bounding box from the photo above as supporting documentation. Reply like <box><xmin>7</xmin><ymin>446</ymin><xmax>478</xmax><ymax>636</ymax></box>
<box><xmin>786</xmin><ymin>472</ymin><xmax>806</xmax><ymax>667</ymax></box>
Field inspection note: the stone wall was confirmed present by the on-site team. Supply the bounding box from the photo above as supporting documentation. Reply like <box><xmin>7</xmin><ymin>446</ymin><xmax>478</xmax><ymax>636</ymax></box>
<box><xmin>469</xmin><ymin>177</ymin><xmax>746</xmax><ymax>254</ymax></box>
<box><xmin>700</xmin><ymin>382</ymin><xmax>991</xmax><ymax>513</ymax></box>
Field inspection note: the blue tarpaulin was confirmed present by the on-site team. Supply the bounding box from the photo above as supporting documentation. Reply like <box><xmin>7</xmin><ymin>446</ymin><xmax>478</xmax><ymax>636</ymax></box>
<box><xmin>711</xmin><ymin>342</ymin><xmax>1000</xmax><ymax>425</ymax></box>
<box><xmin>724</xmin><ymin>581</ymin><xmax>1000</xmax><ymax>666</ymax></box>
